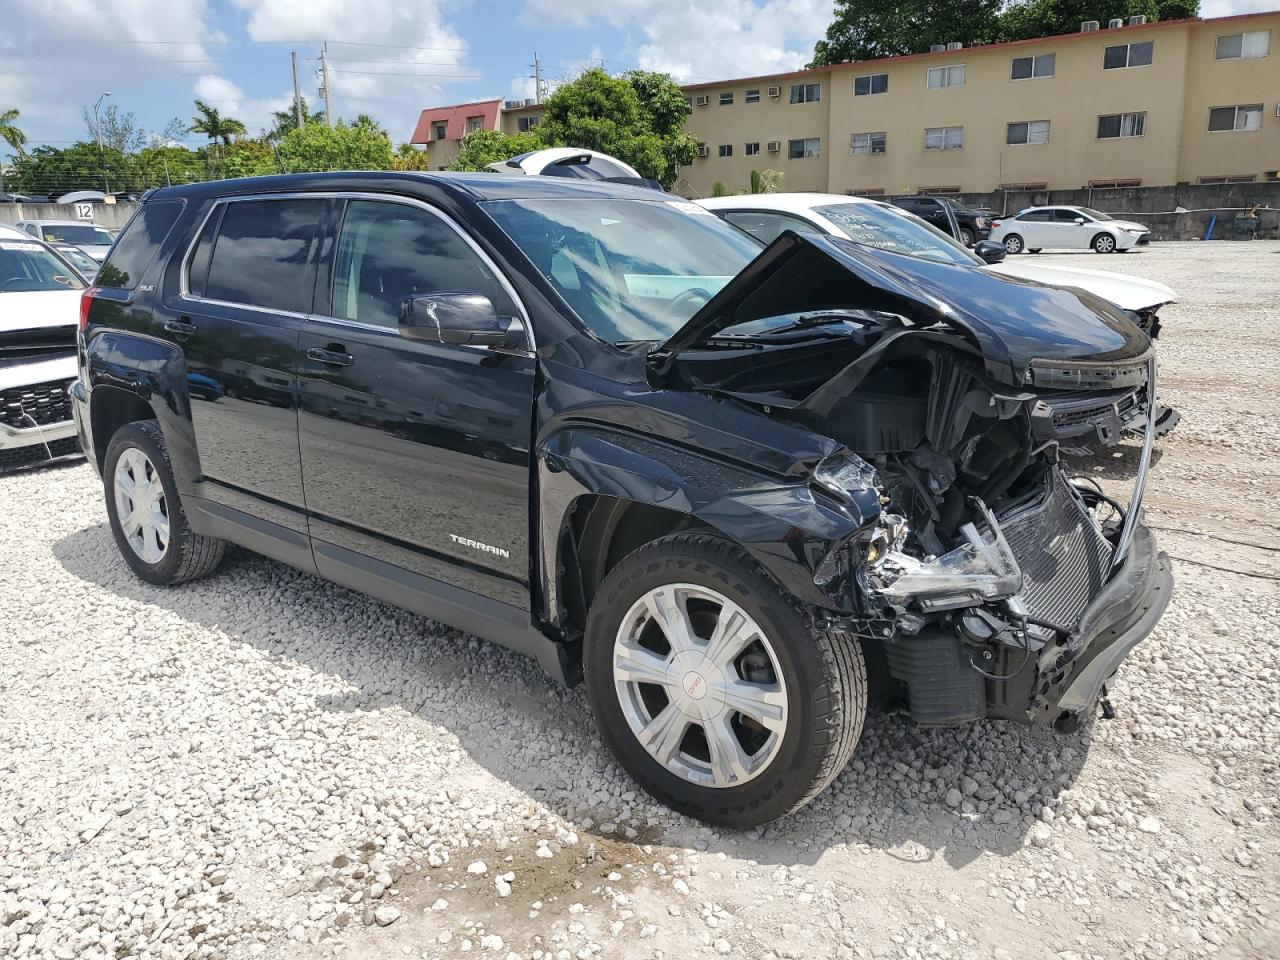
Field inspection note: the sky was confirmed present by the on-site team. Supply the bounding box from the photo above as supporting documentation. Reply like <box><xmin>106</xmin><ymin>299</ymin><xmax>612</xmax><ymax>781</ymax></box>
<box><xmin>1</xmin><ymin>0</ymin><xmax>1271</xmax><ymax>153</ymax></box>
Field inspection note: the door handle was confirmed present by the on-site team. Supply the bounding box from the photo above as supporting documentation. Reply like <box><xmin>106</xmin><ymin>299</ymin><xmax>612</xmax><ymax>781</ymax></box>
<box><xmin>163</xmin><ymin>319</ymin><xmax>196</xmax><ymax>337</ymax></box>
<box><xmin>306</xmin><ymin>346</ymin><xmax>354</xmax><ymax>367</ymax></box>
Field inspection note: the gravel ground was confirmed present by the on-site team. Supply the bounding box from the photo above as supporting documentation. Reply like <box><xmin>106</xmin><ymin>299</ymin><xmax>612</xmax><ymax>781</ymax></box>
<box><xmin>2</xmin><ymin>240</ymin><xmax>1278</xmax><ymax>960</ymax></box>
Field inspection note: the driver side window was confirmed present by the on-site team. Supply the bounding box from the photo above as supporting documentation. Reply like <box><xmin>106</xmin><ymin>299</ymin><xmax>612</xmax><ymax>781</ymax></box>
<box><xmin>722</xmin><ymin>210</ymin><xmax>815</xmax><ymax>245</ymax></box>
<box><xmin>331</xmin><ymin>200</ymin><xmax>515</xmax><ymax>329</ymax></box>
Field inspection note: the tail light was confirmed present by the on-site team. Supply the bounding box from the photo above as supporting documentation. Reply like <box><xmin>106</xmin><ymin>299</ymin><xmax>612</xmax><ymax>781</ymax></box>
<box><xmin>79</xmin><ymin>286</ymin><xmax>98</xmax><ymax>330</ymax></box>
<box><xmin>991</xmin><ymin>220</ymin><xmax>1002</xmax><ymax>229</ymax></box>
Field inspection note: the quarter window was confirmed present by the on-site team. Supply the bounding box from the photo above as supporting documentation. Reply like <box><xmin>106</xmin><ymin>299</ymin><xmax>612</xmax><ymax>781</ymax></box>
<box><xmin>744</xmin><ymin>142</ymin><xmax>761</xmax><ymax>156</ymax></box>
<box><xmin>924</xmin><ymin>126</ymin><xmax>963</xmax><ymax>150</ymax></box>
<box><xmin>1010</xmin><ymin>53</ymin><xmax>1055</xmax><ymax>80</ymax></box>
<box><xmin>745</xmin><ymin>89</ymin><xmax>761</xmax><ymax>103</ymax></box>
<box><xmin>1103</xmin><ymin>41</ymin><xmax>1153</xmax><ymax>69</ymax></box>
<box><xmin>719</xmin><ymin>92</ymin><xmax>734</xmax><ymax>106</ymax></box>
<box><xmin>204</xmin><ymin>199</ymin><xmax>325</xmax><ymax>313</ymax></box>
<box><xmin>1215</xmin><ymin>31</ymin><xmax>1269</xmax><ymax>59</ymax></box>
<box><xmin>853</xmin><ymin>73</ymin><xmax>888</xmax><ymax>96</ymax></box>
<box><xmin>788</xmin><ymin>137</ymin><xmax>821</xmax><ymax>158</ymax></box>
<box><xmin>851</xmin><ymin>132</ymin><xmax>887</xmax><ymax>155</ymax></box>
<box><xmin>789</xmin><ymin>83</ymin><xmax>821</xmax><ymax>104</ymax></box>
<box><xmin>718</xmin><ymin>144</ymin><xmax>733</xmax><ymax>157</ymax></box>
<box><xmin>331</xmin><ymin>200</ymin><xmax>514</xmax><ymax>330</ymax></box>
<box><xmin>1097</xmin><ymin>112</ymin><xmax>1147</xmax><ymax>138</ymax></box>
<box><xmin>1208</xmin><ymin>104</ymin><xmax>1263</xmax><ymax>132</ymax></box>
<box><xmin>1006</xmin><ymin>119</ymin><xmax>1050</xmax><ymax>145</ymax></box>
<box><xmin>926</xmin><ymin>64</ymin><xmax>965</xmax><ymax>88</ymax></box>
<box><xmin>97</xmin><ymin>199</ymin><xmax>183</xmax><ymax>290</ymax></box>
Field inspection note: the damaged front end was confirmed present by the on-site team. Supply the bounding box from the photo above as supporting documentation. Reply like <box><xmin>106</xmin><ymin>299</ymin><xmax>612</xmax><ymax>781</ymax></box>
<box><xmin>652</xmin><ymin>231</ymin><xmax>1174</xmax><ymax>732</ymax></box>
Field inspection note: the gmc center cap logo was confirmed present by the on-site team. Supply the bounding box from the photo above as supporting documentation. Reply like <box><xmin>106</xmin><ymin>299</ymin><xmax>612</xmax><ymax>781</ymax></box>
<box><xmin>682</xmin><ymin>671</ymin><xmax>708</xmax><ymax>700</ymax></box>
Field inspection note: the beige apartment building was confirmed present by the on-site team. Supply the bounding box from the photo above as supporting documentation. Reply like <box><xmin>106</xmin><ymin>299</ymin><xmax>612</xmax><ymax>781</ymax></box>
<box><xmin>411</xmin><ymin>11</ymin><xmax>1280</xmax><ymax>196</ymax></box>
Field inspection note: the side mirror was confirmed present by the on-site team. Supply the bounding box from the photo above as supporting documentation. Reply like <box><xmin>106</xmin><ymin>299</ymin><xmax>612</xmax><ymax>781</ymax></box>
<box><xmin>1073</xmin><ymin>217</ymin><xmax>1086</xmax><ymax>225</ymax></box>
<box><xmin>973</xmin><ymin>240</ymin><xmax>1007</xmax><ymax>264</ymax></box>
<box><xmin>398</xmin><ymin>293</ymin><xmax>525</xmax><ymax>348</ymax></box>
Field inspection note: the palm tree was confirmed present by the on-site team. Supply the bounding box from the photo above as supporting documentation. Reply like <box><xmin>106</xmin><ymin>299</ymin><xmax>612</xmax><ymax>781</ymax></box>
<box><xmin>352</xmin><ymin>113</ymin><xmax>388</xmax><ymax>139</ymax></box>
<box><xmin>189</xmin><ymin>100</ymin><xmax>247</xmax><ymax>146</ymax></box>
<box><xmin>0</xmin><ymin>108</ymin><xmax>27</xmax><ymax>157</ymax></box>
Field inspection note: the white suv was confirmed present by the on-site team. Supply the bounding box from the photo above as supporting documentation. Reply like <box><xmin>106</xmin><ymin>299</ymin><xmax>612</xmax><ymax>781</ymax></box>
<box><xmin>990</xmin><ymin>206</ymin><xmax>1150</xmax><ymax>254</ymax></box>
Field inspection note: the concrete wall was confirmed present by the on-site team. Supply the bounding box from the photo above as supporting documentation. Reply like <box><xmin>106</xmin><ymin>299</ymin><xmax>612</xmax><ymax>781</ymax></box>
<box><xmin>0</xmin><ymin>202</ymin><xmax>141</xmax><ymax>230</ymax></box>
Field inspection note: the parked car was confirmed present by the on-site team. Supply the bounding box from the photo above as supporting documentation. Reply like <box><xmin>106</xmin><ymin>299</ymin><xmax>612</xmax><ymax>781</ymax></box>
<box><xmin>76</xmin><ymin>174</ymin><xmax>1172</xmax><ymax>826</ymax></box>
<box><xmin>890</xmin><ymin>196</ymin><xmax>990</xmax><ymax>246</ymax></box>
<box><xmin>697</xmin><ymin>193</ymin><xmax>1179</xmax><ymax>442</ymax></box>
<box><xmin>487</xmin><ymin>147</ymin><xmax>661</xmax><ymax>189</ymax></box>
<box><xmin>0</xmin><ymin>224</ymin><xmax>86</xmax><ymax>472</ymax></box>
<box><xmin>990</xmin><ymin>206</ymin><xmax>1151</xmax><ymax>254</ymax></box>
<box><xmin>15</xmin><ymin>220</ymin><xmax>115</xmax><ymax>262</ymax></box>
<box><xmin>50</xmin><ymin>242</ymin><xmax>100</xmax><ymax>280</ymax></box>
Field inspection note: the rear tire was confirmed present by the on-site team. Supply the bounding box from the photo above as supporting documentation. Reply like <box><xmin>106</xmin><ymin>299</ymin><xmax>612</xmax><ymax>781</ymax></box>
<box><xmin>583</xmin><ymin>533</ymin><xmax>866</xmax><ymax>828</ymax></box>
<box><xmin>104</xmin><ymin>420</ymin><xmax>225</xmax><ymax>586</ymax></box>
<box><xmin>1092</xmin><ymin>233</ymin><xmax>1117</xmax><ymax>254</ymax></box>
<box><xmin>1028</xmin><ymin>248</ymin><xmax>1042</xmax><ymax>254</ymax></box>
<box><xmin>959</xmin><ymin>228</ymin><xmax>975</xmax><ymax>247</ymax></box>
<box><xmin>1003</xmin><ymin>234</ymin><xmax>1024</xmax><ymax>254</ymax></box>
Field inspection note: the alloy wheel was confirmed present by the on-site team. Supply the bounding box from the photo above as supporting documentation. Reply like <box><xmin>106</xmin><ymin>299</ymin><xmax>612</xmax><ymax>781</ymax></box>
<box><xmin>113</xmin><ymin>448</ymin><xmax>170</xmax><ymax>564</ymax></box>
<box><xmin>1095</xmin><ymin>234</ymin><xmax>1116</xmax><ymax>253</ymax></box>
<box><xmin>612</xmin><ymin>583</ymin><xmax>789</xmax><ymax>788</ymax></box>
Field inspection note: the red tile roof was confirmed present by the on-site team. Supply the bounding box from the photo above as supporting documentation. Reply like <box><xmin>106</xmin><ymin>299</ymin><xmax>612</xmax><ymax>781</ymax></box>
<box><xmin>410</xmin><ymin>99</ymin><xmax>501</xmax><ymax>145</ymax></box>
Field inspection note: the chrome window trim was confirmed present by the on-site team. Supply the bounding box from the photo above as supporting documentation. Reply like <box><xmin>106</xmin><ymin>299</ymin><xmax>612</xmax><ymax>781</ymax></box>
<box><xmin>177</xmin><ymin>190</ymin><xmax>536</xmax><ymax>354</ymax></box>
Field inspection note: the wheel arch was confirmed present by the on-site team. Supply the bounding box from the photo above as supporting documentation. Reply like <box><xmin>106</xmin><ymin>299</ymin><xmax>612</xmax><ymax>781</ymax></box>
<box><xmin>89</xmin><ymin>385</ymin><xmax>157</xmax><ymax>472</ymax></box>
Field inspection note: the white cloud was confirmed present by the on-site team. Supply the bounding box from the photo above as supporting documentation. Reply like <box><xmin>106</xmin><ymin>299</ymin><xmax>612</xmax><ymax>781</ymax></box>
<box><xmin>1201</xmin><ymin>0</ymin><xmax>1275</xmax><ymax>15</ymax></box>
<box><xmin>521</xmin><ymin>0</ymin><xmax>834</xmax><ymax>83</ymax></box>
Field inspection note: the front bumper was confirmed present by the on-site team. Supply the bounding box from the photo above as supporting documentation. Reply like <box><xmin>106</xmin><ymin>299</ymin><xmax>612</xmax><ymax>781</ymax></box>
<box><xmin>0</xmin><ymin>368</ymin><xmax>83</xmax><ymax>472</ymax></box>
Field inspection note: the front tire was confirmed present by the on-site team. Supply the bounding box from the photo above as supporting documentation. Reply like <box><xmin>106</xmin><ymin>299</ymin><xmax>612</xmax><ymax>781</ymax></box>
<box><xmin>1003</xmin><ymin>234</ymin><xmax>1024</xmax><ymax>254</ymax></box>
<box><xmin>104</xmin><ymin>420</ymin><xmax>225</xmax><ymax>586</ymax></box>
<box><xmin>959</xmin><ymin>228</ymin><xmax>975</xmax><ymax>247</ymax></box>
<box><xmin>583</xmin><ymin>533</ymin><xmax>866</xmax><ymax>828</ymax></box>
<box><xmin>1092</xmin><ymin>232</ymin><xmax>1117</xmax><ymax>254</ymax></box>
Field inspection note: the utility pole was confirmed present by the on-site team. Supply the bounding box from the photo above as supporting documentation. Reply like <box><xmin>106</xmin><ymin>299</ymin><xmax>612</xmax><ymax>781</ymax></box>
<box><xmin>94</xmin><ymin>91</ymin><xmax>111</xmax><ymax>194</ymax></box>
<box><xmin>291</xmin><ymin>51</ymin><xmax>303</xmax><ymax>129</ymax></box>
<box><xmin>320</xmin><ymin>43</ymin><xmax>335</xmax><ymax>127</ymax></box>
<box><xmin>530</xmin><ymin>53</ymin><xmax>543</xmax><ymax>103</ymax></box>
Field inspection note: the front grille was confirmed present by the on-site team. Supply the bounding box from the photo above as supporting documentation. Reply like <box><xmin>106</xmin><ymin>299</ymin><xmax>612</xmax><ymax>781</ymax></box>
<box><xmin>990</xmin><ymin>471</ymin><xmax>1113</xmax><ymax>631</ymax></box>
<box><xmin>0</xmin><ymin>436</ymin><xmax>81</xmax><ymax>471</ymax></box>
<box><xmin>0</xmin><ymin>325</ymin><xmax>77</xmax><ymax>362</ymax></box>
<box><xmin>1043</xmin><ymin>388</ymin><xmax>1139</xmax><ymax>433</ymax></box>
<box><xmin>1</xmin><ymin>378</ymin><xmax>74</xmax><ymax>429</ymax></box>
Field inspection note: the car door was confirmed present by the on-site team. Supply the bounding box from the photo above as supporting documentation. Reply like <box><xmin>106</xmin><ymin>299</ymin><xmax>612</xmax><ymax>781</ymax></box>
<box><xmin>1015</xmin><ymin>209</ymin><xmax>1053</xmax><ymax>247</ymax></box>
<box><xmin>297</xmin><ymin>196</ymin><xmax>536</xmax><ymax>609</ymax></box>
<box><xmin>1053</xmin><ymin>208</ymin><xmax>1090</xmax><ymax>248</ymax></box>
<box><xmin>173</xmin><ymin>195</ymin><xmax>329</xmax><ymax>540</ymax></box>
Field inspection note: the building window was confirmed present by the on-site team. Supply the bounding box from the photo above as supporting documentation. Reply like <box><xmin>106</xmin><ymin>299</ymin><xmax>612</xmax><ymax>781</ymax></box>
<box><xmin>1103</xmin><ymin>41</ymin><xmax>1153</xmax><ymax>69</ymax></box>
<box><xmin>920</xmin><ymin>185</ymin><xmax>962</xmax><ymax>195</ymax></box>
<box><xmin>465</xmin><ymin>115</ymin><xmax>484</xmax><ymax>134</ymax></box>
<box><xmin>432</xmin><ymin>121</ymin><xmax>447</xmax><ymax>140</ymax></box>
<box><xmin>1006</xmin><ymin>119</ymin><xmax>1050</xmax><ymax>145</ymax></box>
<box><xmin>1097</xmin><ymin>112</ymin><xmax>1146</xmax><ymax>138</ymax></box>
<box><xmin>1011</xmin><ymin>53</ymin><xmax>1055</xmax><ymax>80</ymax></box>
<box><xmin>1208</xmin><ymin>104</ymin><xmax>1263</xmax><ymax>132</ymax></box>
<box><xmin>745</xmin><ymin>142</ymin><xmax>761</xmax><ymax>156</ymax></box>
<box><xmin>999</xmin><ymin>181</ymin><xmax>1048</xmax><ymax>191</ymax></box>
<box><xmin>926</xmin><ymin>64</ymin><xmax>965</xmax><ymax>88</ymax></box>
<box><xmin>1088</xmin><ymin>179</ymin><xmax>1141</xmax><ymax>188</ymax></box>
<box><xmin>1215</xmin><ymin>31</ymin><xmax>1270</xmax><ymax>60</ymax></box>
<box><xmin>745</xmin><ymin>89</ymin><xmax>760</xmax><ymax>103</ymax></box>
<box><xmin>924</xmin><ymin>126</ymin><xmax>963</xmax><ymax>150</ymax></box>
<box><xmin>850</xmin><ymin>187</ymin><xmax>886</xmax><ymax>196</ymax></box>
<box><xmin>788</xmin><ymin>137</ymin><xmax>821</xmax><ymax>158</ymax></box>
<box><xmin>853</xmin><ymin>73</ymin><xmax>888</xmax><ymax>96</ymax></box>
<box><xmin>789</xmin><ymin>83</ymin><xmax>821</xmax><ymax>104</ymax></box>
<box><xmin>517</xmin><ymin>116</ymin><xmax>539</xmax><ymax>133</ymax></box>
<box><xmin>718</xmin><ymin>144</ymin><xmax>733</xmax><ymax>157</ymax></box>
<box><xmin>719</xmin><ymin>92</ymin><xmax>734</xmax><ymax>106</ymax></box>
<box><xmin>851</xmin><ymin>131</ymin><xmax>887</xmax><ymax>155</ymax></box>
<box><xmin>1199</xmin><ymin>174</ymin><xmax>1256</xmax><ymax>184</ymax></box>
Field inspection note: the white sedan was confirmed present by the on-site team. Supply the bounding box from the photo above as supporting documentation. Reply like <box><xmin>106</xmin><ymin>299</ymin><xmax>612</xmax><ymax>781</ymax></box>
<box><xmin>988</xmin><ymin>205</ymin><xmax>1151</xmax><ymax>255</ymax></box>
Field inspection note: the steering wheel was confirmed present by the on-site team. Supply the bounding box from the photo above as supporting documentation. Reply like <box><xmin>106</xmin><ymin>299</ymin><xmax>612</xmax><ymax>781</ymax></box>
<box><xmin>671</xmin><ymin>287</ymin><xmax>713</xmax><ymax>312</ymax></box>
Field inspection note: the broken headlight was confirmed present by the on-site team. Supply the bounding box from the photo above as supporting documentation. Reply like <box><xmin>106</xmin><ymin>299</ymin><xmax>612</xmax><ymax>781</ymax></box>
<box><xmin>813</xmin><ymin>450</ymin><xmax>878</xmax><ymax>499</ymax></box>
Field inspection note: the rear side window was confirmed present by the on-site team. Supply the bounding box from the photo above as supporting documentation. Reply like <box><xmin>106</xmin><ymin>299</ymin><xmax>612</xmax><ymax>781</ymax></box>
<box><xmin>96</xmin><ymin>200</ymin><xmax>184</xmax><ymax>289</ymax></box>
<box><xmin>204</xmin><ymin>199</ymin><xmax>325</xmax><ymax>313</ymax></box>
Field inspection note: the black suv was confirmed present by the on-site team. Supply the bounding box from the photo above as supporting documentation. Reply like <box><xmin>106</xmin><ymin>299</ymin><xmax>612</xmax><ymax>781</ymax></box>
<box><xmin>891</xmin><ymin>196</ymin><xmax>991</xmax><ymax>246</ymax></box>
<box><xmin>74</xmin><ymin>174</ymin><xmax>1171</xmax><ymax>827</ymax></box>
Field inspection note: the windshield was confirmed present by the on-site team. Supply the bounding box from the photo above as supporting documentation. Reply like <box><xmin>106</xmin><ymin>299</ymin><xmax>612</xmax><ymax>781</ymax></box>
<box><xmin>56</xmin><ymin>246</ymin><xmax>99</xmax><ymax>276</ymax></box>
<box><xmin>0</xmin><ymin>240</ymin><xmax>87</xmax><ymax>292</ymax></box>
<box><xmin>814</xmin><ymin>203</ymin><xmax>980</xmax><ymax>266</ymax></box>
<box><xmin>484</xmin><ymin>198</ymin><xmax>760</xmax><ymax>342</ymax></box>
<box><xmin>40</xmin><ymin>224</ymin><xmax>113</xmax><ymax>245</ymax></box>
<box><xmin>1074</xmin><ymin>208</ymin><xmax>1111</xmax><ymax>221</ymax></box>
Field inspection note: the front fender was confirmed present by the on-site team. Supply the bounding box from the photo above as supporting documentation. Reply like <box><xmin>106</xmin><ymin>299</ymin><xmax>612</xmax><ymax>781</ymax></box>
<box><xmin>537</xmin><ymin>424</ymin><xmax>880</xmax><ymax>628</ymax></box>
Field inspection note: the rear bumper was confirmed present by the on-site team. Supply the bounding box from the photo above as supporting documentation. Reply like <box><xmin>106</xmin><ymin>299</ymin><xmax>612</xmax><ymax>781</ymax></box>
<box><xmin>70</xmin><ymin>379</ymin><xmax>100</xmax><ymax>478</ymax></box>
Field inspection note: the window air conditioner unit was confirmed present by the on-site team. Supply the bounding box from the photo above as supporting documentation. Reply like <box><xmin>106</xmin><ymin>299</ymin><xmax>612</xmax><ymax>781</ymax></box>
<box><xmin>696</xmin><ymin>144</ymin><xmax>709</xmax><ymax>157</ymax></box>
<box><xmin>1081</xmin><ymin>20</ymin><xmax>1099</xmax><ymax>31</ymax></box>
<box><xmin>694</xmin><ymin>95</ymin><xmax>709</xmax><ymax>107</ymax></box>
<box><xmin>767</xmin><ymin>86</ymin><xmax>781</xmax><ymax>98</ymax></box>
<box><xmin>1128</xmin><ymin>15</ymin><xmax>1146</xmax><ymax>26</ymax></box>
<box><xmin>929</xmin><ymin>44</ymin><xmax>945</xmax><ymax>53</ymax></box>
<box><xmin>766</xmin><ymin>140</ymin><xmax>781</xmax><ymax>153</ymax></box>
<box><xmin>946</xmin><ymin>42</ymin><xmax>963</xmax><ymax>51</ymax></box>
<box><xmin>1108</xmin><ymin>18</ymin><xmax>1124</xmax><ymax>28</ymax></box>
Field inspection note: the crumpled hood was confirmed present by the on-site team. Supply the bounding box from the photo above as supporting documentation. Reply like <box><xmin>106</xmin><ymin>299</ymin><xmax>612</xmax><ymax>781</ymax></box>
<box><xmin>987</xmin><ymin>260</ymin><xmax>1175</xmax><ymax>312</ymax></box>
<box><xmin>654</xmin><ymin>231</ymin><xmax>1151</xmax><ymax>385</ymax></box>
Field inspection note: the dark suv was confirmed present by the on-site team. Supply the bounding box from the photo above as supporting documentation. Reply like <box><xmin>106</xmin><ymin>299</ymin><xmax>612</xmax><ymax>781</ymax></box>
<box><xmin>74</xmin><ymin>173</ymin><xmax>1171</xmax><ymax>827</ymax></box>
<box><xmin>891</xmin><ymin>196</ymin><xmax>991</xmax><ymax>246</ymax></box>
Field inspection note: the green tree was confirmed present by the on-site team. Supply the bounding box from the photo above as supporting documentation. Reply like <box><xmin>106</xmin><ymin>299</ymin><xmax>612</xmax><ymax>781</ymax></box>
<box><xmin>534</xmin><ymin>68</ymin><xmax>692</xmax><ymax>187</ymax></box>
<box><xmin>268</xmin><ymin>98</ymin><xmax>324</xmax><ymax>140</ymax></box>
<box><xmin>218</xmin><ymin>139</ymin><xmax>278</xmax><ymax>179</ymax></box>
<box><xmin>134</xmin><ymin>145</ymin><xmax>205</xmax><ymax>187</ymax></box>
<box><xmin>812</xmin><ymin>0</ymin><xmax>1003</xmax><ymax>63</ymax></box>
<box><xmin>1</xmin><ymin>108</ymin><xmax>28</xmax><ymax>158</ymax></box>
<box><xmin>276</xmin><ymin>121</ymin><xmax>394</xmax><ymax>172</ymax></box>
<box><xmin>352</xmin><ymin>113</ymin><xmax>389</xmax><ymax>139</ymax></box>
<box><xmin>391</xmin><ymin>142</ymin><xmax>432</xmax><ymax>171</ymax></box>
<box><xmin>999</xmin><ymin>0</ymin><xmax>1197</xmax><ymax>43</ymax></box>
<box><xmin>189</xmin><ymin>100</ymin><xmax>248</xmax><ymax>147</ymax></box>
<box><xmin>8</xmin><ymin>142</ymin><xmax>135</xmax><ymax>196</ymax></box>
<box><xmin>448</xmin><ymin>129</ymin><xmax>540</xmax><ymax>172</ymax></box>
